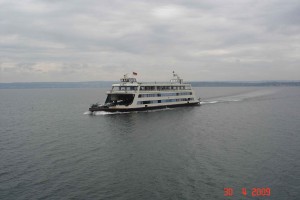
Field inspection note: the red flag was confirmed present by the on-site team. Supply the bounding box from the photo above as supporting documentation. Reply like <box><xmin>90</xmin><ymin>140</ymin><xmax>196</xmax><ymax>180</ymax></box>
<box><xmin>133</xmin><ymin>72</ymin><xmax>137</xmax><ymax>75</ymax></box>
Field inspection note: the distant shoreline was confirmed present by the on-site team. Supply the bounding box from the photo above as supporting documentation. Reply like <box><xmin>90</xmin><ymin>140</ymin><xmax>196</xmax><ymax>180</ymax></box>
<box><xmin>0</xmin><ymin>81</ymin><xmax>300</xmax><ymax>89</ymax></box>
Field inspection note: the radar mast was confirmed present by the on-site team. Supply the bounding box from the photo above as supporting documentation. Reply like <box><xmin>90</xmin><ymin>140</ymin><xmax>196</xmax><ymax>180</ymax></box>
<box><xmin>171</xmin><ymin>71</ymin><xmax>183</xmax><ymax>84</ymax></box>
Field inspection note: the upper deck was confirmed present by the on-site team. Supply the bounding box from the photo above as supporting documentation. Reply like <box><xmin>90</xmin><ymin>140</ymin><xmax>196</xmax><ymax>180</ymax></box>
<box><xmin>108</xmin><ymin>72</ymin><xmax>192</xmax><ymax>93</ymax></box>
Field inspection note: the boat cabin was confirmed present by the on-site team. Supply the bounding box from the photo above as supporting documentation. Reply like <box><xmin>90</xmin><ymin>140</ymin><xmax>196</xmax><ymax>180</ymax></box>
<box><xmin>120</xmin><ymin>77</ymin><xmax>136</xmax><ymax>83</ymax></box>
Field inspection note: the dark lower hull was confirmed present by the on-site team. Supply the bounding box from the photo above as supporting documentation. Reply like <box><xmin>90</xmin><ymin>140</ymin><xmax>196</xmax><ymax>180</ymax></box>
<box><xmin>89</xmin><ymin>102</ymin><xmax>200</xmax><ymax>113</ymax></box>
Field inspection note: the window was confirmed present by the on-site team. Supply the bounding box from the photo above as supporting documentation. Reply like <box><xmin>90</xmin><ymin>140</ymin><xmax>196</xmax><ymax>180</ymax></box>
<box><xmin>129</xmin><ymin>86</ymin><xmax>137</xmax><ymax>90</ymax></box>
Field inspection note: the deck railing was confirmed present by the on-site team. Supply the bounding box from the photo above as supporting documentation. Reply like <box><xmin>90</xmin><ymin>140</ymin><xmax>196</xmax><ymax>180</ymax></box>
<box><xmin>108</xmin><ymin>88</ymin><xmax>192</xmax><ymax>93</ymax></box>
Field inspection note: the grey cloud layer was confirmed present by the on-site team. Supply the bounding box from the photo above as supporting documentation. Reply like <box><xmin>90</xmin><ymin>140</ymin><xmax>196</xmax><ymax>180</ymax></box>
<box><xmin>0</xmin><ymin>0</ymin><xmax>299</xmax><ymax>82</ymax></box>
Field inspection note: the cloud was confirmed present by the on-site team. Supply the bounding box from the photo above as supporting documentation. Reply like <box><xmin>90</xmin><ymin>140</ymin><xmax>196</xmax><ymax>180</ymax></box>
<box><xmin>152</xmin><ymin>5</ymin><xmax>187</xmax><ymax>19</ymax></box>
<box><xmin>0</xmin><ymin>0</ymin><xmax>299</xmax><ymax>82</ymax></box>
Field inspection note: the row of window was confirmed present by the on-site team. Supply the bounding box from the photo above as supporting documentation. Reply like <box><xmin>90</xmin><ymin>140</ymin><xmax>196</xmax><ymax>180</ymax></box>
<box><xmin>112</xmin><ymin>86</ymin><xmax>138</xmax><ymax>91</ymax></box>
<box><xmin>112</xmin><ymin>86</ymin><xmax>191</xmax><ymax>91</ymax></box>
<box><xmin>137</xmin><ymin>98</ymin><xmax>194</xmax><ymax>105</ymax></box>
<box><xmin>140</xmin><ymin>86</ymin><xmax>191</xmax><ymax>91</ymax></box>
<box><xmin>138</xmin><ymin>92</ymin><xmax>192</xmax><ymax>98</ymax></box>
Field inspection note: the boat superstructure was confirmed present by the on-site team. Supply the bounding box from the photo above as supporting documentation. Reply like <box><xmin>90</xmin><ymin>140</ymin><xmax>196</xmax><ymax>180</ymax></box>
<box><xmin>89</xmin><ymin>72</ymin><xmax>200</xmax><ymax>112</ymax></box>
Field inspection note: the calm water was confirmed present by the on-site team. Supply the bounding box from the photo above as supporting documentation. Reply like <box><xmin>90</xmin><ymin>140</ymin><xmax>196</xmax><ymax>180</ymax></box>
<box><xmin>0</xmin><ymin>87</ymin><xmax>299</xmax><ymax>200</ymax></box>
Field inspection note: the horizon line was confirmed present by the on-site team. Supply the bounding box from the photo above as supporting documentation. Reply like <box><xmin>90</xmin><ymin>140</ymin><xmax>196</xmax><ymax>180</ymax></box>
<box><xmin>1</xmin><ymin>80</ymin><xmax>300</xmax><ymax>84</ymax></box>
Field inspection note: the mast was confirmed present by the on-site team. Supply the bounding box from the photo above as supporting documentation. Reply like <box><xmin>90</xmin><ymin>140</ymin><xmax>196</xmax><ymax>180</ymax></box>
<box><xmin>171</xmin><ymin>71</ymin><xmax>183</xmax><ymax>84</ymax></box>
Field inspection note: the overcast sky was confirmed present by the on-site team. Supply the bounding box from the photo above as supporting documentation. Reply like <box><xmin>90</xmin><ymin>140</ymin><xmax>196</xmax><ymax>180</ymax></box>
<box><xmin>0</xmin><ymin>0</ymin><xmax>299</xmax><ymax>82</ymax></box>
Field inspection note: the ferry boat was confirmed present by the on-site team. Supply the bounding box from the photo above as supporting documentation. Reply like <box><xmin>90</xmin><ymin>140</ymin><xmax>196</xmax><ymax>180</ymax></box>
<box><xmin>89</xmin><ymin>72</ymin><xmax>200</xmax><ymax>112</ymax></box>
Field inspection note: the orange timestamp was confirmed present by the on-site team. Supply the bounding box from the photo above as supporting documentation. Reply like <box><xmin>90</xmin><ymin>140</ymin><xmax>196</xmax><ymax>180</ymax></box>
<box><xmin>224</xmin><ymin>187</ymin><xmax>271</xmax><ymax>197</ymax></box>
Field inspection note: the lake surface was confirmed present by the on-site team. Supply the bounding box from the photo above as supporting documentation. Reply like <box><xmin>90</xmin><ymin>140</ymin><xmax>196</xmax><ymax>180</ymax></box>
<box><xmin>0</xmin><ymin>87</ymin><xmax>299</xmax><ymax>199</ymax></box>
